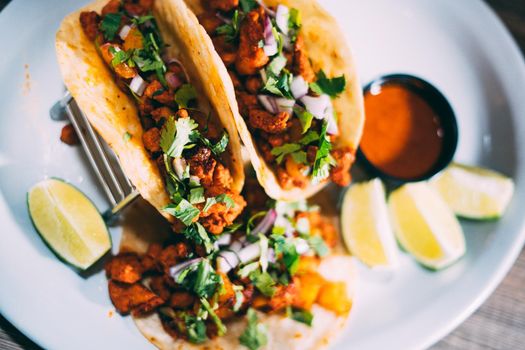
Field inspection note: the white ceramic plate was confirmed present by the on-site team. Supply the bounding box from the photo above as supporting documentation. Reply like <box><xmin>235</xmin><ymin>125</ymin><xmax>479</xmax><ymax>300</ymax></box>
<box><xmin>0</xmin><ymin>0</ymin><xmax>524</xmax><ymax>349</ymax></box>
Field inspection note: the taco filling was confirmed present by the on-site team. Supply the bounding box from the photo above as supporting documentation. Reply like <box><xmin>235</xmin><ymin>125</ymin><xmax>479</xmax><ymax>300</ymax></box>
<box><xmin>197</xmin><ymin>0</ymin><xmax>355</xmax><ymax>190</ymax></box>
<box><xmin>79</xmin><ymin>0</ymin><xmax>246</xmax><ymax>235</ymax></box>
<box><xmin>106</xmin><ymin>179</ymin><xmax>352</xmax><ymax>345</ymax></box>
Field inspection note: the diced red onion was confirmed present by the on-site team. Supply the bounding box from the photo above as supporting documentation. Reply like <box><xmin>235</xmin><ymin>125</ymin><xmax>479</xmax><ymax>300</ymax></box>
<box><xmin>217</xmin><ymin>244</ymin><xmax>261</xmax><ymax>273</ymax></box>
<box><xmin>163</xmin><ymin>57</ymin><xmax>190</xmax><ymax>82</ymax></box>
<box><xmin>165</xmin><ymin>72</ymin><xmax>183</xmax><ymax>90</ymax></box>
<box><xmin>169</xmin><ymin>257</ymin><xmax>204</xmax><ymax>280</ymax></box>
<box><xmin>172</xmin><ymin>157</ymin><xmax>187</xmax><ymax>180</ymax></box>
<box><xmin>251</xmin><ymin>209</ymin><xmax>277</xmax><ymax>236</ymax></box>
<box><xmin>325</xmin><ymin>103</ymin><xmax>339</xmax><ymax>135</ymax></box>
<box><xmin>291</xmin><ymin>76</ymin><xmax>309</xmax><ymax>99</ymax></box>
<box><xmin>301</xmin><ymin>94</ymin><xmax>331</xmax><ymax>120</ymax></box>
<box><xmin>216</xmin><ymin>234</ymin><xmax>232</xmax><ymax>246</ymax></box>
<box><xmin>275</xmin><ymin>5</ymin><xmax>290</xmax><ymax>35</ymax></box>
<box><xmin>294</xmin><ymin>238</ymin><xmax>310</xmax><ymax>255</ymax></box>
<box><xmin>119</xmin><ymin>25</ymin><xmax>132</xmax><ymax>40</ymax></box>
<box><xmin>257</xmin><ymin>0</ymin><xmax>276</xmax><ymax>17</ymax></box>
<box><xmin>263</xmin><ymin>16</ymin><xmax>278</xmax><ymax>56</ymax></box>
<box><xmin>129</xmin><ymin>75</ymin><xmax>147</xmax><ymax>96</ymax></box>
<box><xmin>275</xmin><ymin>97</ymin><xmax>295</xmax><ymax>114</ymax></box>
<box><xmin>258</xmin><ymin>95</ymin><xmax>278</xmax><ymax>114</ymax></box>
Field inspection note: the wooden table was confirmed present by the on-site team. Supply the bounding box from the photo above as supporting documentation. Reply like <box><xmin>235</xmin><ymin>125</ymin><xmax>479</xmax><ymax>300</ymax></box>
<box><xmin>1</xmin><ymin>0</ymin><xmax>524</xmax><ymax>349</ymax></box>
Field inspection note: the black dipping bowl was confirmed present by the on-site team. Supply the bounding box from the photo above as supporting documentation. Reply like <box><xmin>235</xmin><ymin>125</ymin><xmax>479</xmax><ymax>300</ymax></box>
<box><xmin>358</xmin><ymin>74</ymin><xmax>459</xmax><ymax>183</ymax></box>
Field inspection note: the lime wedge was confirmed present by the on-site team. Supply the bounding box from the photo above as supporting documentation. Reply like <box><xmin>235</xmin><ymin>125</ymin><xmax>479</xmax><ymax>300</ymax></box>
<box><xmin>388</xmin><ymin>182</ymin><xmax>465</xmax><ymax>270</ymax></box>
<box><xmin>430</xmin><ymin>163</ymin><xmax>514</xmax><ymax>220</ymax></box>
<box><xmin>341</xmin><ymin>179</ymin><xmax>399</xmax><ymax>269</ymax></box>
<box><xmin>27</xmin><ymin>178</ymin><xmax>111</xmax><ymax>270</ymax></box>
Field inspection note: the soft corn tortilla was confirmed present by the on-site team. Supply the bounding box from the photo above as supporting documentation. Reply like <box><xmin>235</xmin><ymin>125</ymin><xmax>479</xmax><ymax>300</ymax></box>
<box><xmin>120</xmin><ymin>195</ymin><xmax>355</xmax><ymax>350</ymax></box>
<box><xmin>185</xmin><ymin>0</ymin><xmax>365</xmax><ymax>201</ymax></box>
<box><xmin>55</xmin><ymin>0</ymin><xmax>245</xmax><ymax>222</ymax></box>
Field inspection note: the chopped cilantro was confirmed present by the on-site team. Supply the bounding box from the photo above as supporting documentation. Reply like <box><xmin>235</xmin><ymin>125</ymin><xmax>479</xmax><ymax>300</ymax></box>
<box><xmin>299</xmin><ymin>130</ymin><xmax>320</xmax><ymax>145</ymax></box>
<box><xmin>123</xmin><ymin>131</ymin><xmax>132</xmax><ymax>141</ymax></box>
<box><xmin>132</xmin><ymin>49</ymin><xmax>164</xmax><ymax>72</ymax></box>
<box><xmin>177</xmin><ymin>259</ymin><xmax>221</xmax><ymax>298</ymax></box>
<box><xmin>240</xmin><ymin>0</ymin><xmax>258</xmax><ymax>13</ymax></box>
<box><xmin>308</xmin><ymin>235</ymin><xmax>329</xmax><ymax>257</ymax></box>
<box><xmin>131</xmin><ymin>14</ymin><xmax>154</xmax><ymax>25</ymax></box>
<box><xmin>312</xmin><ymin>120</ymin><xmax>335</xmax><ymax>183</ymax></box>
<box><xmin>290</xmin><ymin>308</ymin><xmax>313</xmax><ymax>326</ymax></box>
<box><xmin>185</xmin><ymin>314</ymin><xmax>208</xmax><ymax>343</ymax></box>
<box><xmin>249</xmin><ymin>269</ymin><xmax>276</xmax><ymax>297</ymax></box>
<box><xmin>216</xmin><ymin>10</ymin><xmax>243</xmax><ymax>42</ymax></box>
<box><xmin>200</xmin><ymin>298</ymin><xmax>227</xmax><ymax>336</ymax></box>
<box><xmin>261</xmin><ymin>72</ymin><xmax>293</xmax><ymax>99</ymax></box>
<box><xmin>291</xmin><ymin>151</ymin><xmax>307</xmax><ymax>164</ymax></box>
<box><xmin>271</xmin><ymin>234</ymin><xmax>299</xmax><ymax>275</ymax></box>
<box><xmin>266</xmin><ymin>55</ymin><xmax>287</xmax><ymax>77</ymax></box>
<box><xmin>294</xmin><ymin>106</ymin><xmax>314</xmax><ymax>134</ymax></box>
<box><xmin>289</xmin><ymin>8</ymin><xmax>302</xmax><ymax>30</ymax></box>
<box><xmin>163</xmin><ymin>199</ymin><xmax>200</xmax><ymax>225</ymax></box>
<box><xmin>239</xmin><ymin>308</ymin><xmax>268</xmax><ymax>350</ymax></box>
<box><xmin>309</xmin><ymin>70</ymin><xmax>346</xmax><ymax>98</ymax></box>
<box><xmin>100</xmin><ymin>13</ymin><xmax>122</xmax><ymax>41</ymax></box>
<box><xmin>183</xmin><ymin>223</ymin><xmax>215</xmax><ymax>254</ymax></box>
<box><xmin>189</xmin><ymin>187</ymin><xmax>205</xmax><ymax>204</ymax></box>
<box><xmin>203</xmin><ymin>194</ymin><xmax>235</xmax><ymax>212</ymax></box>
<box><xmin>197</xmin><ymin>132</ymin><xmax>230</xmax><ymax>157</ymax></box>
<box><xmin>271</xmin><ymin>143</ymin><xmax>302</xmax><ymax>164</ymax></box>
<box><xmin>160</xmin><ymin>116</ymin><xmax>199</xmax><ymax>158</ymax></box>
<box><xmin>109</xmin><ymin>47</ymin><xmax>132</xmax><ymax>67</ymax></box>
<box><xmin>174</xmin><ymin>84</ymin><xmax>197</xmax><ymax>108</ymax></box>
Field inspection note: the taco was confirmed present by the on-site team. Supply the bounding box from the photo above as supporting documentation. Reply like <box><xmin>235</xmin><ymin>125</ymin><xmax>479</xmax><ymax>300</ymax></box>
<box><xmin>107</xmin><ymin>178</ymin><xmax>356</xmax><ymax>349</ymax></box>
<box><xmin>185</xmin><ymin>0</ymin><xmax>365</xmax><ymax>201</ymax></box>
<box><xmin>55</xmin><ymin>0</ymin><xmax>246</xmax><ymax>234</ymax></box>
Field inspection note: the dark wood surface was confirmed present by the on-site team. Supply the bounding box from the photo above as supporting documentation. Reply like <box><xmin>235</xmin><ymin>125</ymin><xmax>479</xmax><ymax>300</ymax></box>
<box><xmin>0</xmin><ymin>0</ymin><xmax>524</xmax><ymax>349</ymax></box>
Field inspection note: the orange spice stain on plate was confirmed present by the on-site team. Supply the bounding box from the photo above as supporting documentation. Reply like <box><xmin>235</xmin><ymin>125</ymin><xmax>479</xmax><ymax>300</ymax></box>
<box><xmin>23</xmin><ymin>64</ymin><xmax>31</xmax><ymax>95</ymax></box>
<box><xmin>361</xmin><ymin>84</ymin><xmax>444</xmax><ymax>179</ymax></box>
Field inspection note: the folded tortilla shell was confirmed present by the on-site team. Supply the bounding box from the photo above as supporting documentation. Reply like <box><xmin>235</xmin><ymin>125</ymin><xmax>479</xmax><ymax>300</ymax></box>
<box><xmin>55</xmin><ymin>0</ymin><xmax>245</xmax><ymax>222</ymax></box>
<box><xmin>184</xmin><ymin>0</ymin><xmax>365</xmax><ymax>201</ymax></box>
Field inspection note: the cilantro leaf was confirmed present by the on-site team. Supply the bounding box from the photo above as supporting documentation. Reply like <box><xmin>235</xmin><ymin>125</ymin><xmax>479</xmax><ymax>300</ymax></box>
<box><xmin>294</xmin><ymin>106</ymin><xmax>314</xmax><ymax>134</ymax></box>
<box><xmin>189</xmin><ymin>187</ymin><xmax>205</xmax><ymax>204</ymax></box>
<box><xmin>216</xmin><ymin>10</ymin><xmax>242</xmax><ymax>42</ymax></box>
<box><xmin>266</xmin><ymin>55</ymin><xmax>287</xmax><ymax>77</ymax></box>
<box><xmin>289</xmin><ymin>8</ymin><xmax>302</xmax><ymax>30</ymax></box>
<box><xmin>110</xmin><ymin>47</ymin><xmax>132</xmax><ymax>67</ymax></box>
<box><xmin>175</xmin><ymin>84</ymin><xmax>198</xmax><ymax>108</ymax></box>
<box><xmin>308</xmin><ymin>235</ymin><xmax>329</xmax><ymax>257</ymax></box>
<box><xmin>312</xmin><ymin>120</ymin><xmax>335</xmax><ymax>183</ymax></box>
<box><xmin>161</xmin><ymin>117</ymin><xmax>199</xmax><ymax>158</ymax></box>
<box><xmin>261</xmin><ymin>71</ymin><xmax>293</xmax><ymax>99</ymax></box>
<box><xmin>183</xmin><ymin>223</ymin><xmax>215</xmax><ymax>254</ymax></box>
<box><xmin>177</xmin><ymin>259</ymin><xmax>221</xmax><ymax>298</ymax></box>
<box><xmin>271</xmin><ymin>234</ymin><xmax>299</xmax><ymax>275</ymax></box>
<box><xmin>200</xmin><ymin>298</ymin><xmax>227</xmax><ymax>336</ymax></box>
<box><xmin>203</xmin><ymin>194</ymin><xmax>235</xmax><ymax>212</ymax></box>
<box><xmin>239</xmin><ymin>308</ymin><xmax>268</xmax><ymax>350</ymax></box>
<box><xmin>271</xmin><ymin>143</ymin><xmax>302</xmax><ymax>164</ymax></box>
<box><xmin>131</xmin><ymin>14</ymin><xmax>155</xmax><ymax>25</ymax></box>
<box><xmin>299</xmin><ymin>130</ymin><xmax>320</xmax><ymax>146</ymax></box>
<box><xmin>123</xmin><ymin>131</ymin><xmax>132</xmax><ymax>142</ymax></box>
<box><xmin>240</xmin><ymin>0</ymin><xmax>258</xmax><ymax>12</ymax></box>
<box><xmin>132</xmin><ymin>49</ymin><xmax>164</xmax><ymax>72</ymax></box>
<box><xmin>197</xmin><ymin>132</ymin><xmax>230</xmax><ymax>157</ymax></box>
<box><xmin>290</xmin><ymin>308</ymin><xmax>313</xmax><ymax>326</ymax></box>
<box><xmin>309</xmin><ymin>70</ymin><xmax>346</xmax><ymax>98</ymax></box>
<box><xmin>249</xmin><ymin>269</ymin><xmax>276</xmax><ymax>297</ymax></box>
<box><xmin>184</xmin><ymin>315</ymin><xmax>208</xmax><ymax>344</ymax></box>
<box><xmin>291</xmin><ymin>151</ymin><xmax>307</xmax><ymax>164</ymax></box>
<box><xmin>163</xmin><ymin>199</ymin><xmax>200</xmax><ymax>225</ymax></box>
<box><xmin>100</xmin><ymin>13</ymin><xmax>122</xmax><ymax>41</ymax></box>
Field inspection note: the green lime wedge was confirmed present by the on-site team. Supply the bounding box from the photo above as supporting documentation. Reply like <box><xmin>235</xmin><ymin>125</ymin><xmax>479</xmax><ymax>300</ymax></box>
<box><xmin>388</xmin><ymin>182</ymin><xmax>466</xmax><ymax>270</ymax></box>
<box><xmin>27</xmin><ymin>178</ymin><xmax>111</xmax><ymax>270</ymax></box>
<box><xmin>430</xmin><ymin>163</ymin><xmax>514</xmax><ymax>220</ymax></box>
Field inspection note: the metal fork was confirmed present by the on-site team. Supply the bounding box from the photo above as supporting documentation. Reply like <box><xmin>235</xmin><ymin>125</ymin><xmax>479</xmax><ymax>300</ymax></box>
<box><xmin>51</xmin><ymin>92</ymin><xmax>140</xmax><ymax>222</ymax></box>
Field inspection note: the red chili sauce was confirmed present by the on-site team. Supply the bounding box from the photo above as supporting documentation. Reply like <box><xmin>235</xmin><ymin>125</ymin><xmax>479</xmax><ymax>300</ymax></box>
<box><xmin>361</xmin><ymin>84</ymin><xmax>444</xmax><ymax>179</ymax></box>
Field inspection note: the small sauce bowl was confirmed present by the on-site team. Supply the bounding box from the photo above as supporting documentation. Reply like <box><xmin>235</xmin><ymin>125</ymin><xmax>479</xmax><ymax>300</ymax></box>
<box><xmin>358</xmin><ymin>74</ymin><xmax>458</xmax><ymax>183</ymax></box>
